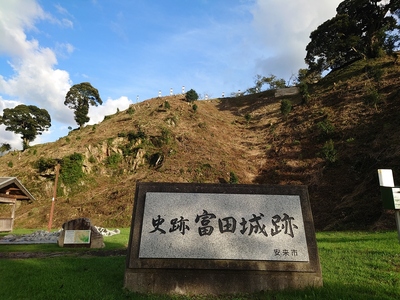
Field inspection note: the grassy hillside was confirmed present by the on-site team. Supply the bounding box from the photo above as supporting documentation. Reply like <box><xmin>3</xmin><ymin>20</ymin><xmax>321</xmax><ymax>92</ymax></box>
<box><xmin>1</xmin><ymin>55</ymin><xmax>400</xmax><ymax>231</ymax></box>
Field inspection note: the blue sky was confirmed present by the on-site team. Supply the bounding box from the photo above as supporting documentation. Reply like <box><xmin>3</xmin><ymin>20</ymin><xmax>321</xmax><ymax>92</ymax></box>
<box><xmin>0</xmin><ymin>0</ymin><xmax>341</xmax><ymax>150</ymax></box>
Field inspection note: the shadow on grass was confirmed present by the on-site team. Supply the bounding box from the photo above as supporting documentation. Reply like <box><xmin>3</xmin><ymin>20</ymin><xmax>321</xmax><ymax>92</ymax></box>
<box><xmin>0</xmin><ymin>256</ymin><xmax>399</xmax><ymax>300</ymax></box>
<box><xmin>0</xmin><ymin>256</ymin><xmax>129</xmax><ymax>300</ymax></box>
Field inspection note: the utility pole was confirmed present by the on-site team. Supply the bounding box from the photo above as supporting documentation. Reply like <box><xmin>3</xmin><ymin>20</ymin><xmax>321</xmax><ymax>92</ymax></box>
<box><xmin>48</xmin><ymin>164</ymin><xmax>60</xmax><ymax>232</ymax></box>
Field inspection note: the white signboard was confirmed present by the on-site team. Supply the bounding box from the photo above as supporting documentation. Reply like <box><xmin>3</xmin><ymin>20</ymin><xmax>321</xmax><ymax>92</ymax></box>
<box><xmin>378</xmin><ymin>169</ymin><xmax>395</xmax><ymax>187</ymax></box>
<box><xmin>392</xmin><ymin>188</ymin><xmax>400</xmax><ymax>209</ymax></box>
<box><xmin>64</xmin><ymin>230</ymin><xmax>91</xmax><ymax>244</ymax></box>
<box><xmin>139</xmin><ymin>192</ymin><xmax>309</xmax><ymax>262</ymax></box>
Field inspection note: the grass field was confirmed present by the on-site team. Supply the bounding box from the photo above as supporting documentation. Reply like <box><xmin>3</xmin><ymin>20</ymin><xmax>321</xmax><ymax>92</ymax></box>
<box><xmin>0</xmin><ymin>230</ymin><xmax>399</xmax><ymax>299</ymax></box>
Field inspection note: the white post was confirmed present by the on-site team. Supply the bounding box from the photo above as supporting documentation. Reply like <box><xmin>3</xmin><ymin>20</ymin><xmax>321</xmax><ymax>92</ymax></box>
<box><xmin>158</xmin><ymin>90</ymin><xmax>161</xmax><ymax>98</ymax></box>
<box><xmin>170</xmin><ymin>88</ymin><xmax>173</xmax><ymax>96</ymax></box>
<box><xmin>182</xmin><ymin>86</ymin><xmax>185</xmax><ymax>94</ymax></box>
<box><xmin>378</xmin><ymin>169</ymin><xmax>400</xmax><ymax>243</ymax></box>
<box><xmin>396</xmin><ymin>211</ymin><xmax>400</xmax><ymax>243</ymax></box>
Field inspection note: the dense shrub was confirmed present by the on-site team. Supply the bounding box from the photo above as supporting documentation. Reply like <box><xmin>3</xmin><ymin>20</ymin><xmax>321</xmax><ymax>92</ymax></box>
<box><xmin>105</xmin><ymin>153</ymin><xmax>123</xmax><ymax>167</ymax></box>
<box><xmin>161</xmin><ymin>128</ymin><xmax>172</xmax><ymax>144</ymax></box>
<box><xmin>34</xmin><ymin>157</ymin><xmax>57</xmax><ymax>173</ymax></box>
<box><xmin>280</xmin><ymin>99</ymin><xmax>292</xmax><ymax>118</ymax></box>
<box><xmin>244</xmin><ymin>113</ymin><xmax>251</xmax><ymax>123</ymax></box>
<box><xmin>127</xmin><ymin>130</ymin><xmax>147</xmax><ymax>142</ymax></box>
<box><xmin>185</xmin><ymin>89</ymin><xmax>199</xmax><ymax>102</ymax></box>
<box><xmin>365</xmin><ymin>64</ymin><xmax>384</xmax><ymax>82</ymax></box>
<box><xmin>60</xmin><ymin>153</ymin><xmax>84</xmax><ymax>185</ymax></box>
<box><xmin>364</xmin><ymin>86</ymin><xmax>383</xmax><ymax>107</ymax></box>
<box><xmin>88</xmin><ymin>155</ymin><xmax>96</xmax><ymax>163</ymax></box>
<box><xmin>299</xmin><ymin>81</ymin><xmax>311</xmax><ymax>104</ymax></box>
<box><xmin>321</xmin><ymin>139</ymin><xmax>337</xmax><ymax>163</ymax></box>
<box><xmin>229</xmin><ymin>171</ymin><xmax>239</xmax><ymax>184</ymax></box>
<box><xmin>127</xmin><ymin>106</ymin><xmax>135</xmax><ymax>115</ymax></box>
<box><xmin>317</xmin><ymin>119</ymin><xmax>335</xmax><ymax>137</ymax></box>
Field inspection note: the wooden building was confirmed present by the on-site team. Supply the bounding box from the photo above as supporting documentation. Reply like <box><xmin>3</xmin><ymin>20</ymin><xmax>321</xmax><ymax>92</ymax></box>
<box><xmin>0</xmin><ymin>177</ymin><xmax>35</xmax><ymax>232</ymax></box>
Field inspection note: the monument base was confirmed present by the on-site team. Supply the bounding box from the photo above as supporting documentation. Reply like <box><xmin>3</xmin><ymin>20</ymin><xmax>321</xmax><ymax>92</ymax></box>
<box><xmin>124</xmin><ymin>268</ymin><xmax>323</xmax><ymax>295</ymax></box>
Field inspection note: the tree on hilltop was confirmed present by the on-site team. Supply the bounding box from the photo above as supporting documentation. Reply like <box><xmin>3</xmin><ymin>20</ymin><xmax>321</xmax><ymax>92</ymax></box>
<box><xmin>0</xmin><ymin>143</ymin><xmax>11</xmax><ymax>155</ymax></box>
<box><xmin>185</xmin><ymin>89</ymin><xmax>199</xmax><ymax>102</ymax></box>
<box><xmin>245</xmin><ymin>74</ymin><xmax>287</xmax><ymax>94</ymax></box>
<box><xmin>0</xmin><ymin>104</ymin><xmax>51</xmax><ymax>150</ymax></box>
<box><xmin>305</xmin><ymin>0</ymin><xmax>400</xmax><ymax>74</ymax></box>
<box><xmin>64</xmin><ymin>82</ymin><xmax>102</xmax><ymax>129</ymax></box>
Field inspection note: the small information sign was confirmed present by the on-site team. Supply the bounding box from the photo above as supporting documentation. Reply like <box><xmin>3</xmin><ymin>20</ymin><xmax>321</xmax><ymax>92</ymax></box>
<box><xmin>392</xmin><ymin>188</ymin><xmax>400</xmax><ymax>209</ymax></box>
<box><xmin>64</xmin><ymin>230</ymin><xmax>91</xmax><ymax>244</ymax></box>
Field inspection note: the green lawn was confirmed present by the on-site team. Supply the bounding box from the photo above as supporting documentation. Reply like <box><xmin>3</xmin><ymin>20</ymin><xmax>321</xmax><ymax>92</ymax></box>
<box><xmin>0</xmin><ymin>230</ymin><xmax>399</xmax><ymax>299</ymax></box>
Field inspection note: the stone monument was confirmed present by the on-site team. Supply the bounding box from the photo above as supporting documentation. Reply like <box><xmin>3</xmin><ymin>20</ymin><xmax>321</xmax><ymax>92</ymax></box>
<box><xmin>124</xmin><ymin>183</ymin><xmax>323</xmax><ymax>295</ymax></box>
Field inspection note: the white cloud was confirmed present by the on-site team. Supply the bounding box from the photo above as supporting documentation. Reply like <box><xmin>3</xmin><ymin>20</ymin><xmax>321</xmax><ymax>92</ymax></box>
<box><xmin>250</xmin><ymin>0</ymin><xmax>342</xmax><ymax>78</ymax></box>
<box><xmin>0</xmin><ymin>125</ymin><xmax>22</xmax><ymax>151</ymax></box>
<box><xmin>0</xmin><ymin>0</ymin><xmax>74</xmax><ymax>121</ymax></box>
<box><xmin>55</xmin><ymin>4</ymin><xmax>70</xmax><ymax>16</ymax></box>
<box><xmin>0</xmin><ymin>0</ymin><xmax>46</xmax><ymax>57</ymax></box>
<box><xmin>88</xmin><ymin>96</ymin><xmax>134</xmax><ymax>125</ymax></box>
<box><xmin>0</xmin><ymin>96</ymin><xmax>23</xmax><ymax>149</ymax></box>
<box><xmin>55</xmin><ymin>42</ymin><xmax>75</xmax><ymax>58</ymax></box>
<box><xmin>0</xmin><ymin>96</ymin><xmax>22</xmax><ymax>149</ymax></box>
<box><xmin>53</xmin><ymin>4</ymin><xmax>74</xmax><ymax>28</ymax></box>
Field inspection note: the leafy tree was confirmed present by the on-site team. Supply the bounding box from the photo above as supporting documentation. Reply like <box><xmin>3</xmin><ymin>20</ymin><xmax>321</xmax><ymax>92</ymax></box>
<box><xmin>262</xmin><ymin>74</ymin><xmax>287</xmax><ymax>90</ymax></box>
<box><xmin>64</xmin><ymin>82</ymin><xmax>102</xmax><ymax>129</ymax></box>
<box><xmin>185</xmin><ymin>89</ymin><xmax>199</xmax><ymax>102</ymax></box>
<box><xmin>306</xmin><ymin>0</ymin><xmax>400</xmax><ymax>73</ymax></box>
<box><xmin>0</xmin><ymin>104</ymin><xmax>51</xmax><ymax>150</ymax></box>
<box><xmin>295</xmin><ymin>68</ymin><xmax>321</xmax><ymax>85</ymax></box>
<box><xmin>0</xmin><ymin>143</ymin><xmax>11</xmax><ymax>154</ymax></box>
<box><xmin>245</xmin><ymin>74</ymin><xmax>286</xmax><ymax>94</ymax></box>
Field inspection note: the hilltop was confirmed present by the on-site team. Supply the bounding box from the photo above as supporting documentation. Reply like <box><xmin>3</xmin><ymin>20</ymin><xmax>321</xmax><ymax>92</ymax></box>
<box><xmin>1</xmin><ymin>55</ymin><xmax>400</xmax><ymax>231</ymax></box>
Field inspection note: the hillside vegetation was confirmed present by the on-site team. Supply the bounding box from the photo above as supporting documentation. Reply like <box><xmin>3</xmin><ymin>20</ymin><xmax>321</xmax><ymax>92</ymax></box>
<box><xmin>1</xmin><ymin>56</ymin><xmax>400</xmax><ymax>231</ymax></box>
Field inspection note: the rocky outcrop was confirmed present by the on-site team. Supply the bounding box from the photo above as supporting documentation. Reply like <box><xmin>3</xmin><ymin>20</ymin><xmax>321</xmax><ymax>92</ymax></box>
<box><xmin>83</xmin><ymin>138</ymin><xmax>146</xmax><ymax>174</ymax></box>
